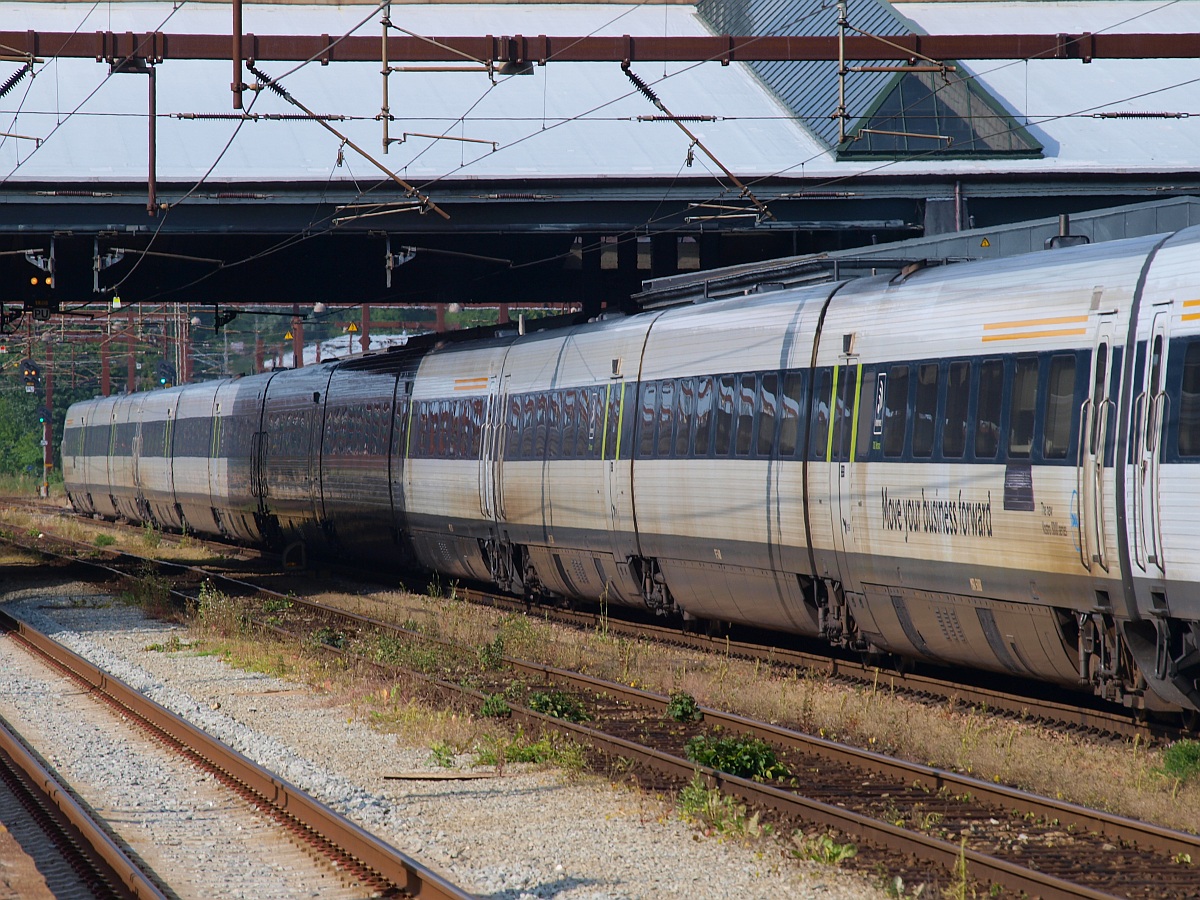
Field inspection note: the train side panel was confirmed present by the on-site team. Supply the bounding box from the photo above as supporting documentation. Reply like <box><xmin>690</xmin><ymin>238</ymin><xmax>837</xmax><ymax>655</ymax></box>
<box><xmin>320</xmin><ymin>363</ymin><xmax>400</xmax><ymax>557</ymax></box>
<box><xmin>261</xmin><ymin>364</ymin><xmax>337</xmax><ymax>550</ymax></box>
<box><xmin>171</xmin><ymin>380</ymin><xmax>226</xmax><ymax>537</ymax></box>
<box><xmin>404</xmin><ymin>342</ymin><xmax>511</xmax><ymax>583</ymax></box>
<box><xmin>83</xmin><ymin>396</ymin><xmax>120</xmax><ymax>519</ymax></box>
<box><xmin>137</xmin><ymin>388</ymin><xmax>183</xmax><ymax>530</ymax></box>
<box><xmin>210</xmin><ymin>375</ymin><xmax>268</xmax><ymax>544</ymax></box>
<box><xmin>633</xmin><ymin>289</ymin><xmax>829</xmax><ymax>633</ymax></box>
<box><xmin>1118</xmin><ymin>228</ymin><xmax>1200</xmax><ymax>708</ymax></box>
<box><xmin>816</xmin><ymin>237</ymin><xmax>1160</xmax><ymax>683</ymax></box>
<box><xmin>497</xmin><ymin>316</ymin><xmax>651</xmax><ymax>606</ymax></box>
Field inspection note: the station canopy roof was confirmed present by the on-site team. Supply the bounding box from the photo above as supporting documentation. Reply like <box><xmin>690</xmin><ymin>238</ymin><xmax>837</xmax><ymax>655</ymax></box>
<box><xmin>1</xmin><ymin>0</ymin><xmax>1199</xmax><ymax>189</ymax></box>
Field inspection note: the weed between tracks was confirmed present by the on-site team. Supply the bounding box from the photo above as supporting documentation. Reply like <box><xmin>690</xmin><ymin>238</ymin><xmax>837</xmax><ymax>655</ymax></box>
<box><xmin>185</xmin><ymin>581</ymin><xmax>1200</xmax><ymax>834</ymax></box>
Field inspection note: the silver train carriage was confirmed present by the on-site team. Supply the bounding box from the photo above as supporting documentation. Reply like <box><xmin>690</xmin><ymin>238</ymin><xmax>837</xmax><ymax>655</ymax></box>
<box><xmin>62</xmin><ymin>226</ymin><xmax>1200</xmax><ymax>713</ymax></box>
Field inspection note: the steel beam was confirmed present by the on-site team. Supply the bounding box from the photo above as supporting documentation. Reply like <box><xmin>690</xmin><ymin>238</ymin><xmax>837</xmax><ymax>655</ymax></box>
<box><xmin>3</xmin><ymin>31</ymin><xmax>1200</xmax><ymax>64</ymax></box>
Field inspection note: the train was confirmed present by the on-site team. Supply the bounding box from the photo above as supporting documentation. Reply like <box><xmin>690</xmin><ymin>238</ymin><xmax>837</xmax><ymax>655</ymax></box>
<box><xmin>62</xmin><ymin>226</ymin><xmax>1200</xmax><ymax>715</ymax></box>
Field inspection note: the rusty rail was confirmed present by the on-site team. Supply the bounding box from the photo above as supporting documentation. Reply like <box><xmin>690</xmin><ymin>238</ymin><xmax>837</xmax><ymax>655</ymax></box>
<box><xmin>0</xmin><ymin>712</ymin><xmax>167</xmax><ymax>900</ymax></box>
<box><xmin>0</xmin><ymin>608</ymin><xmax>473</xmax><ymax>900</ymax></box>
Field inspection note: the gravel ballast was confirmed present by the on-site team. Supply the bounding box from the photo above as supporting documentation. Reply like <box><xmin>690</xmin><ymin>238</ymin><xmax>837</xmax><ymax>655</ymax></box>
<box><xmin>2</xmin><ymin>581</ymin><xmax>887</xmax><ymax>900</ymax></box>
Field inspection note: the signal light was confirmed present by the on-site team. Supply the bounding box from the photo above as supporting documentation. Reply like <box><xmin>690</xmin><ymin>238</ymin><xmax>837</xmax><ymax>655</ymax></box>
<box><xmin>20</xmin><ymin>358</ymin><xmax>40</xmax><ymax>385</ymax></box>
<box><xmin>34</xmin><ymin>405</ymin><xmax>48</xmax><ymax>424</ymax></box>
<box><xmin>155</xmin><ymin>359</ymin><xmax>176</xmax><ymax>387</ymax></box>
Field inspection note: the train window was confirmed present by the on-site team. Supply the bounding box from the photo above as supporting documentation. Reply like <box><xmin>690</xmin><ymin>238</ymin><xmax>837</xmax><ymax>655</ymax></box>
<box><xmin>63</xmin><ymin>426</ymin><xmax>81</xmax><ymax>458</ymax></box>
<box><xmin>1180</xmin><ymin>342</ymin><xmax>1200</xmax><ymax>456</ymax></box>
<box><xmin>831</xmin><ymin>366</ymin><xmax>856</xmax><ymax>461</ymax></box>
<box><xmin>1043</xmin><ymin>355</ymin><xmax>1076</xmax><ymax>459</ymax></box>
<box><xmin>779</xmin><ymin>373</ymin><xmax>803</xmax><ymax>457</ymax></box>
<box><xmin>443</xmin><ymin>401</ymin><xmax>456</xmax><ymax>459</ymax></box>
<box><xmin>533</xmin><ymin>394</ymin><xmax>548</xmax><ymax>459</ymax></box>
<box><xmin>1089</xmin><ymin>343</ymin><xmax>1109</xmax><ymax>457</ymax></box>
<box><xmin>547</xmin><ymin>391</ymin><xmax>562</xmax><ymax>459</ymax></box>
<box><xmin>676</xmin><ymin>378</ymin><xmax>695</xmax><ymax>458</ymax></box>
<box><xmin>694</xmin><ymin>376</ymin><xmax>714</xmax><ymax>456</ymax></box>
<box><xmin>112</xmin><ymin>422</ymin><xmax>134</xmax><ymax>456</ymax></box>
<box><xmin>603</xmin><ymin>384</ymin><xmax>622</xmax><ymax>460</ymax></box>
<box><xmin>429</xmin><ymin>400</ymin><xmax>444</xmax><ymax>458</ymax></box>
<box><xmin>417</xmin><ymin>405</ymin><xmax>432</xmax><ymax>458</ymax></box>
<box><xmin>882</xmin><ymin>365</ymin><xmax>909</xmax><ymax>458</ymax></box>
<box><xmin>658</xmin><ymin>380</ymin><xmax>676</xmax><ymax>458</ymax></box>
<box><xmin>638</xmin><ymin>382</ymin><xmax>658</xmax><ymax>457</ymax></box>
<box><xmin>1008</xmin><ymin>357</ymin><xmax>1038</xmax><ymax>458</ymax></box>
<box><xmin>84</xmin><ymin>423</ymin><xmax>109</xmax><ymax>457</ymax></box>
<box><xmin>506</xmin><ymin>398</ymin><xmax>522</xmax><ymax>459</ymax></box>
<box><xmin>735</xmin><ymin>374</ymin><xmax>756</xmax><ymax>457</ymax></box>
<box><xmin>1146</xmin><ymin>334</ymin><xmax>1165</xmax><ymax>453</ymax></box>
<box><xmin>520</xmin><ymin>395</ymin><xmax>536</xmax><ymax>458</ymax></box>
<box><xmin>912</xmin><ymin>364</ymin><xmax>939</xmax><ymax>458</ymax></box>
<box><xmin>758</xmin><ymin>373</ymin><xmax>778</xmax><ymax>457</ymax></box>
<box><xmin>577</xmin><ymin>388</ymin><xmax>595</xmax><ymax>458</ymax></box>
<box><xmin>428</xmin><ymin>402</ymin><xmax>440</xmax><ymax>457</ymax></box>
<box><xmin>420</xmin><ymin>402</ymin><xmax>433</xmax><ymax>457</ymax></box>
<box><xmin>942</xmin><ymin>362</ymin><xmax>970</xmax><ymax>458</ymax></box>
<box><xmin>714</xmin><ymin>375</ymin><xmax>735</xmax><ymax>456</ymax></box>
<box><xmin>442</xmin><ymin>400</ymin><xmax>455</xmax><ymax>458</ymax></box>
<box><xmin>471</xmin><ymin>398</ymin><xmax>485</xmax><ymax>457</ymax></box>
<box><xmin>561</xmin><ymin>389</ymin><xmax>577</xmax><ymax>459</ymax></box>
<box><xmin>810</xmin><ymin>369</ymin><xmax>832</xmax><ymax>458</ymax></box>
<box><xmin>856</xmin><ymin>369</ymin><xmax>875</xmax><ymax>460</ymax></box>
<box><xmin>975</xmin><ymin>359</ymin><xmax>1004</xmax><ymax>459</ymax></box>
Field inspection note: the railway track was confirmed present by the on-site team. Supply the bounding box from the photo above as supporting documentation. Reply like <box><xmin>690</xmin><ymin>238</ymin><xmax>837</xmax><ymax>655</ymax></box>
<box><xmin>0</xmin><ymin>605</ymin><xmax>473</xmax><ymax>900</ymax></box>
<box><xmin>3</xmin><ymin>524</ymin><xmax>1196</xmax><ymax>898</ymax></box>
<box><xmin>241</xmin><ymin>596</ymin><xmax>1200</xmax><ymax>898</ymax></box>
<box><xmin>0</xmin><ymin>711</ymin><xmax>165</xmax><ymax>900</ymax></box>
<box><xmin>0</xmin><ymin>498</ymin><xmax>1176</xmax><ymax>745</ymax></box>
<box><xmin>463</xmin><ymin>591</ymin><xmax>1169</xmax><ymax>741</ymax></box>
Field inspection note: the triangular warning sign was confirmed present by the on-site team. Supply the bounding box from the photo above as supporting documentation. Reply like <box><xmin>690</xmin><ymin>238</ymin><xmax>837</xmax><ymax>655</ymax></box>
<box><xmin>285</xmin><ymin>330</ymin><xmax>294</xmax><ymax>340</ymax></box>
<box><xmin>348</xmin><ymin>322</ymin><xmax>360</xmax><ymax>333</ymax></box>
<box><xmin>980</xmin><ymin>238</ymin><xmax>991</xmax><ymax>248</ymax></box>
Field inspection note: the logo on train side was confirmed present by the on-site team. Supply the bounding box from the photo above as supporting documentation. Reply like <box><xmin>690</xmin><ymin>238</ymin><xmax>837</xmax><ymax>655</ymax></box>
<box><xmin>881</xmin><ymin>487</ymin><xmax>992</xmax><ymax>543</ymax></box>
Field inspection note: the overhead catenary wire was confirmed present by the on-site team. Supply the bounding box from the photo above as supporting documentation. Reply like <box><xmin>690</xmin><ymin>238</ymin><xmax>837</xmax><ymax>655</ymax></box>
<box><xmin>247</xmin><ymin>63</ymin><xmax>449</xmax><ymax>221</ymax></box>
<box><xmin>48</xmin><ymin>0</ymin><xmax>1200</xmax><ymax>312</ymax></box>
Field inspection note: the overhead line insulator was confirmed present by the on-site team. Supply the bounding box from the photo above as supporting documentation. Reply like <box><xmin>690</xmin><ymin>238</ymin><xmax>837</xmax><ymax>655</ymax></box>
<box><xmin>621</xmin><ymin>61</ymin><xmax>661</xmax><ymax>108</ymax></box>
<box><xmin>247</xmin><ymin>64</ymin><xmax>289</xmax><ymax>100</ymax></box>
<box><xmin>0</xmin><ymin>64</ymin><xmax>31</xmax><ymax>100</ymax></box>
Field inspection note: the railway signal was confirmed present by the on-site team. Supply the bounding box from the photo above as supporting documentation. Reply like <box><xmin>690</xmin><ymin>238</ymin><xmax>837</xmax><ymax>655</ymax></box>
<box><xmin>155</xmin><ymin>359</ymin><xmax>176</xmax><ymax>387</ymax></box>
<box><xmin>21</xmin><ymin>358</ymin><xmax>40</xmax><ymax>391</ymax></box>
<box><xmin>34</xmin><ymin>405</ymin><xmax>48</xmax><ymax>424</ymax></box>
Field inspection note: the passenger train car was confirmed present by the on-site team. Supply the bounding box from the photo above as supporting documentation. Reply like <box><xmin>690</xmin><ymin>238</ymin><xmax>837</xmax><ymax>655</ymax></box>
<box><xmin>62</xmin><ymin>227</ymin><xmax>1200</xmax><ymax>714</ymax></box>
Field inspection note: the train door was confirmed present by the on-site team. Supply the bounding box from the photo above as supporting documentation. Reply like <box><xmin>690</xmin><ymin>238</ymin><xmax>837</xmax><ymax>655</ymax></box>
<box><xmin>250</xmin><ymin>372</ymin><xmax>279</xmax><ymax>520</ymax></box>
<box><xmin>1132</xmin><ymin>305</ymin><xmax>1172</xmax><ymax>574</ymax></box>
<box><xmin>603</xmin><ymin>380</ymin><xmax>630</xmax><ymax>538</ymax></box>
<box><xmin>1077</xmin><ymin>312</ymin><xmax>1117</xmax><ymax>572</ymax></box>
<box><xmin>830</xmin><ymin>358</ymin><xmax>863</xmax><ymax>586</ymax></box>
<box><xmin>479</xmin><ymin>374</ymin><xmax>503</xmax><ymax>522</ymax></box>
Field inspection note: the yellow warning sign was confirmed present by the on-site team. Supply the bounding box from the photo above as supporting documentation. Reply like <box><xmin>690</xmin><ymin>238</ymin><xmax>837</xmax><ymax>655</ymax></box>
<box><xmin>285</xmin><ymin>330</ymin><xmax>294</xmax><ymax>340</ymax></box>
<box><xmin>348</xmin><ymin>322</ymin><xmax>360</xmax><ymax>333</ymax></box>
<box><xmin>981</xmin><ymin>238</ymin><xmax>991</xmax><ymax>248</ymax></box>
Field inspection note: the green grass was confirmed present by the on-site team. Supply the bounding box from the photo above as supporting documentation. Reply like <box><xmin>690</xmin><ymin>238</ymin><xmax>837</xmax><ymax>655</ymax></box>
<box><xmin>1161</xmin><ymin>740</ymin><xmax>1200</xmax><ymax>783</ymax></box>
<box><xmin>527</xmin><ymin>690</ymin><xmax>590</xmax><ymax>723</ymax></box>
<box><xmin>684</xmin><ymin>732</ymin><xmax>789</xmax><ymax>780</ymax></box>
